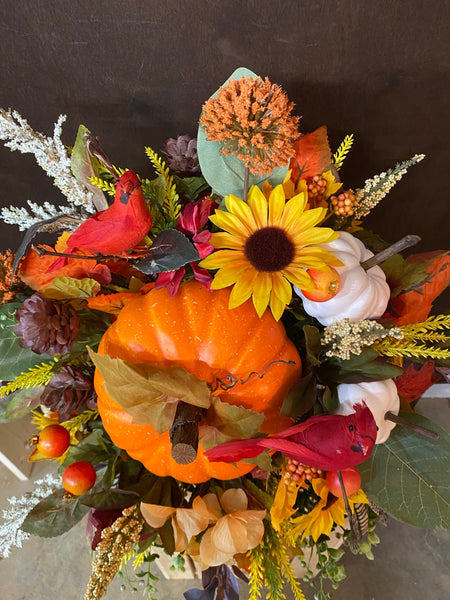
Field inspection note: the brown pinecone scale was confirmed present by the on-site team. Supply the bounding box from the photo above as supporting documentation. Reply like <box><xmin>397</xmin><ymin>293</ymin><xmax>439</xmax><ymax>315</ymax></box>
<box><xmin>14</xmin><ymin>294</ymin><xmax>80</xmax><ymax>356</ymax></box>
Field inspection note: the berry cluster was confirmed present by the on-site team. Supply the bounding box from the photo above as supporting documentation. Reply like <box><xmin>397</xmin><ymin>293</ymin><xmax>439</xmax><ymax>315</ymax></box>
<box><xmin>330</xmin><ymin>190</ymin><xmax>356</xmax><ymax>216</ymax></box>
<box><xmin>285</xmin><ymin>458</ymin><xmax>323</xmax><ymax>482</ymax></box>
<box><xmin>306</xmin><ymin>175</ymin><xmax>328</xmax><ymax>208</ymax></box>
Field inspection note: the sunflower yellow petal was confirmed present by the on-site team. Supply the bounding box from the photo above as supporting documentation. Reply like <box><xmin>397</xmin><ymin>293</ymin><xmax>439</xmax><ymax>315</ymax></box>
<box><xmin>268</xmin><ymin>184</ymin><xmax>287</xmax><ymax>226</ymax></box>
<box><xmin>269</xmin><ymin>290</ymin><xmax>286</xmax><ymax>321</ymax></box>
<box><xmin>210</xmin><ymin>262</ymin><xmax>250</xmax><ymax>289</ymax></box>
<box><xmin>271</xmin><ymin>271</ymin><xmax>292</xmax><ymax>306</ymax></box>
<box><xmin>210</xmin><ymin>231</ymin><xmax>245</xmax><ymax>250</ymax></box>
<box><xmin>279</xmin><ymin>193</ymin><xmax>307</xmax><ymax>230</ymax></box>
<box><xmin>290</xmin><ymin>207</ymin><xmax>327</xmax><ymax>235</ymax></box>
<box><xmin>252</xmin><ymin>272</ymin><xmax>272</xmax><ymax>317</ymax></box>
<box><xmin>225</xmin><ymin>194</ymin><xmax>258</xmax><ymax>231</ymax></box>
<box><xmin>199</xmin><ymin>249</ymin><xmax>242</xmax><ymax>269</ymax></box>
<box><xmin>228</xmin><ymin>268</ymin><xmax>258</xmax><ymax>309</ymax></box>
<box><xmin>295</xmin><ymin>227</ymin><xmax>340</xmax><ymax>247</ymax></box>
<box><xmin>284</xmin><ymin>267</ymin><xmax>315</xmax><ymax>291</ymax></box>
<box><xmin>210</xmin><ymin>209</ymin><xmax>252</xmax><ymax>238</ymax></box>
<box><xmin>247</xmin><ymin>185</ymin><xmax>268</xmax><ymax>228</ymax></box>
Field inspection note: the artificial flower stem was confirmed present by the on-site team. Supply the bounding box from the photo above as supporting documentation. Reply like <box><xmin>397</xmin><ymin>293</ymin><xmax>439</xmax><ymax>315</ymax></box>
<box><xmin>33</xmin><ymin>245</ymin><xmax>143</xmax><ymax>261</ymax></box>
<box><xmin>243</xmin><ymin>166</ymin><xmax>250</xmax><ymax>202</ymax></box>
<box><xmin>384</xmin><ymin>411</ymin><xmax>439</xmax><ymax>440</ymax></box>
<box><xmin>169</xmin><ymin>401</ymin><xmax>204</xmax><ymax>464</ymax></box>
<box><xmin>360</xmin><ymin>235</ymin><xmax>421</xmax><ymax>270</ymax></box>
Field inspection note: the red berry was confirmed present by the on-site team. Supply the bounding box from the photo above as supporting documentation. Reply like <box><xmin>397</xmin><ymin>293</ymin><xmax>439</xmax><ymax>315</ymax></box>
<box><xmin>37</xmin><ymin>425</ymin><xmax>71</xmax><ymax>458</ymax></box>
<box><xmin>326</xmin><ymin>467</ymin><xmax>361</xmax><ymax>497</ymax></box>
<box><xmin>62</xmin><ymin>461</ymin><xmax>96</xmax><ymax>495</ymax></box>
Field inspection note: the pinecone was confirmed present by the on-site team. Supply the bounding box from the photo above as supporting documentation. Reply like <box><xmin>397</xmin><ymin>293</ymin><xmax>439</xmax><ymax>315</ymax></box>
<box><xmin>163</xmin><ymin>134</ymin><xmax>200</xmax><ymax>175</ymax></box>
<box><xmin>40</xmin><ymin>365</ymin><xmax>97</xmax><ymax>421</ymax></box>
<box><xmin>14</xmin><ymin>294</ymin><xmax>80</xmax><ymax>355</ymax></box>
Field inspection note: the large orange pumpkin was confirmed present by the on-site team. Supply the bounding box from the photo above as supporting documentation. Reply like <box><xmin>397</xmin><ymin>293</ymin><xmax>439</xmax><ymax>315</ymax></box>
<box><xmin>95</xmin><ymin>280</ymin><xmax>301</xmax><ymax>483</ymax></box>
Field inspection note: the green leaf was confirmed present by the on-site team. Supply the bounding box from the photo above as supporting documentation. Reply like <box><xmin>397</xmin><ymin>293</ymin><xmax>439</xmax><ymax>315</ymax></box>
<box><xmin>197</xmin><ymin>67</ymin><xmax>289</xmax><ymax>198</ymax></box>
<box><xmin>0</xmin><ymin>303</ymin><xmax>53</xmax><ymax>381</ymax></box>
<box><xmin>60</xmin><ymin>428</ymin><xmax>116</xmax><ymax>469</ymax></box>
<box><xmin>134</xmin><ymin>229</ymin><xmax>199</xmax><ymax>275</ymax></box>
<box><xmin>352</xmin><ymin>229</ymin><xmax>389</xmax><ymax>254</ymax></box>
<box><xmin>173</xmin><ymin>175</ymin><xmax>209</xmax><ymax>201</ymax></box>
<box><xmin>200</xmin><ymin>396</ymin><xmax>265</xmax><ymax>451</ymax></box>
<box><xmin>281</xmin><ymin>372</ymin><xmax>317</xmax><ymax>418</ymax></box>
<box><xmin>21</xmin><ymin>488</ymin><xmax>89</xmax><ymax>537</ymax></box>
<box><xmin>303</xmin><ymin>325</ymin><xmax>323</xmax><ymax>367</ymax></box>
<box><xmin>0</xmin><ymin>386</ymin><xmax>43</xmax><ymax>422</ymax></box>
<box><xmin>79</xmin><ymin>488</ymin><xmax>140</xmax><ymax>510</ymax></box>
<box><xmin>71</xmin><ymin>124</ymin><xmax>109</xmax><ymax>211</ymax></box>
<box><xmin>358</xmin><ymin>413</ymin><xmax>450</xmax><ymax>529</ymax></box>
<box><xmin>321</xmin><ymin>348</ymin><xmax>403</xmax><ymax>383</ymax></box>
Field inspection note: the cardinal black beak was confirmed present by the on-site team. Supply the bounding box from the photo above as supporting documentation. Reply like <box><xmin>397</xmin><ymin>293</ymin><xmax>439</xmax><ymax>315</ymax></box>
<box><xmin>351</xmin><ymin>443</ymin><xmax>363</xmax><ymax>453</ymax></box>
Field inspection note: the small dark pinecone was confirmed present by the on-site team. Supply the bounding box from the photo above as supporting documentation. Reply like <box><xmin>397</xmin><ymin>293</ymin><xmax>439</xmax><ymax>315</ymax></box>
<box><xmin>163</xmin><ymin>134</ymin><xmax>200</xmax><ymax>175</ymax></box>
<box><xmin>40</xmin><ymin>365</ymin><xmax>97</xmax><ymax>421</ymax></box>
<box><xmin>14</xmin><ymin>294</ymin><xmax>80</xmax><ymax>356</ymax></box>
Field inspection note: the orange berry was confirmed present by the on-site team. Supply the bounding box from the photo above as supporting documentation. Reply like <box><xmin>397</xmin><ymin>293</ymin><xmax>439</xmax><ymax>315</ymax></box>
<box><xmin>62</xmin><ymin>461</ymin><xmax>96</xmax><ymax>495</ymax></box>
<box><xmin>37</xmin><ymin>425</ymin><xmax>70</xmax><ymax>458</ymax></box>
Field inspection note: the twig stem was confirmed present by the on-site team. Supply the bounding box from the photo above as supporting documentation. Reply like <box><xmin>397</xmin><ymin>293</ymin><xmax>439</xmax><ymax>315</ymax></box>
<box><xmin>385</xmin><ymin>411</ymin><xmax>439</xmax><ymax>440</ymax></box>
<box><xmin>243</xmin><ymin>167</ymin><xmax>250</xmax><ymax>202</ymax></box>
<box><xmin>360</xmin><ymin>235</ymin><xmax>421</xmax><ymax>270</ymax></box>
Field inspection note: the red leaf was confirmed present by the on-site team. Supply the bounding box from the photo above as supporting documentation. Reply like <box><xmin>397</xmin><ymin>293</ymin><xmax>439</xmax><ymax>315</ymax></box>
<box><xmin>395</xmin><ymin>361</ymin><xmax>440</xmax><ymax>403</ymax></box>
<box><xmin>289</xmin><ymin>126</ymin><xmax>332</xmax><ymax>183</ymax></box>
<box><xmin>388</xmin><ymin>252</ymin><xmax>450</xmax><ymax>324</ymax></box>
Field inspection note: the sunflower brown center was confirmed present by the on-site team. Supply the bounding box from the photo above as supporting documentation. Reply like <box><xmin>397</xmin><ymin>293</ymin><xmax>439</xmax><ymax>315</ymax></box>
<box><xmin>244</xmin><ymin>226</ymin><xmax>295</xmax><ymax>272</ymax></box>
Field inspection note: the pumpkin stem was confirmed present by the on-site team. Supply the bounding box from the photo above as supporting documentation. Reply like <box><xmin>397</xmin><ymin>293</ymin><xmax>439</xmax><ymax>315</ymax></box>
<box><xmin>170</xmin><ymin>401</ymin><xmax>204</xmax><ymax>464</ymax></box>
<box><xmin>360</xmin><ymin>234</ymin><xmax>421</xmax><ymax>270</ymax></box>
<box><xmin>384</xmin><ymin>411</ymin><xmax>439</xmax><ymax>440</ymax></box>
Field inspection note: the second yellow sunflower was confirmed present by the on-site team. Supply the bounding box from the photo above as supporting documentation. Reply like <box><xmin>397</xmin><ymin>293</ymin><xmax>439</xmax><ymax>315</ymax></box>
<box><xmin>200</xmin><ymin>184</ymin><xmax>342</xmax><ymax>320</ymax></box>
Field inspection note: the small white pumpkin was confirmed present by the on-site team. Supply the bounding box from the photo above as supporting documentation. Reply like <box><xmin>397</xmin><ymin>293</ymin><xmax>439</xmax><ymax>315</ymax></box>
<box><xmin>295</xmin><ymin>232</ymin><xmax>390</xmax><ymax>326</ymax></box>
<box><xmin>334</xmin><ymin>379</ymin><xmax>400</xmax><ymax>443</ymax></box>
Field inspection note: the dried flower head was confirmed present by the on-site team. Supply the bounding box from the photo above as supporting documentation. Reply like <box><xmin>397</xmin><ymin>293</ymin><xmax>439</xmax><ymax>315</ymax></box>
<box><xmin>0</xmin><ymin>249</ymin><xmax>24</xmax><ymax>304</ymax></box>
<box><xmin>200</xmin><ymin>76</ymin><xmax>299</xmax><ymax>175</ymax></box>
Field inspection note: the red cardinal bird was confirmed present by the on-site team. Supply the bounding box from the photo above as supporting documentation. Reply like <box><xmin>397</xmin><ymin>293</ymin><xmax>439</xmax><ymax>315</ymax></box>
<box><xmin>49</xmin><ymin>171</ymin><xmax>152</xmax><ymax>271</ymax></box>
<box><xmin>204</xmin><ymin>403</ymin><xmax>377</xmax><ymax>472</ymax></box>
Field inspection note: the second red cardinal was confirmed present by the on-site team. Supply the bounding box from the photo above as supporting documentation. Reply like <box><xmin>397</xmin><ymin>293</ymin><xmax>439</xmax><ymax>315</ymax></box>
<box><xmin>49</xmin><ymin>170</ymin><xmax>152</xmax><ymax>271</ymax></box>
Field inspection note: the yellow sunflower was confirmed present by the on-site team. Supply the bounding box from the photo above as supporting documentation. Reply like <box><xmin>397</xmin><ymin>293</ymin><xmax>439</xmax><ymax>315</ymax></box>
<box><xmin>290</xmin><ymin>478</ymin><xmax>368</xmax><ymax>542</ymax></box>
<box><xmin>199</xmin><ymin>184</ymin><xmax>342</xmax><ymax>320</ymax></box>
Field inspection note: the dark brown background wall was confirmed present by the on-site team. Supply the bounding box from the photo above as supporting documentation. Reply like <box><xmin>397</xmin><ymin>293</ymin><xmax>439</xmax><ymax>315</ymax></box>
<box><xmin>0</xmin><ymin>0</ymin><xmax>449</xmax><ymax>252</ymax></box>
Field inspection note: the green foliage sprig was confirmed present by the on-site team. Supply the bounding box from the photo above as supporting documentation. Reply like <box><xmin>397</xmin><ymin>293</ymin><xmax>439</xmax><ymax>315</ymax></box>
<box><xmin>145</xmin><ymin>147</ymin><xmax>181</xmax><ymax>225</ymax></box>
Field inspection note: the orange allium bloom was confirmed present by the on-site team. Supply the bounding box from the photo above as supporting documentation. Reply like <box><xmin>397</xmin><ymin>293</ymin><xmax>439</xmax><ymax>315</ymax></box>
<box><xmin>200</xmin><ymin>76</ymin><xmax>299</xmax><ymax>175</ymax></box>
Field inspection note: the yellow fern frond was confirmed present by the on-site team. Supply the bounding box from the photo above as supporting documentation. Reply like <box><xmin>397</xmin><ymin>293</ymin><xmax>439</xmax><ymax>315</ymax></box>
<box><xmin>273</xmin><ymin>532</ymin><xmax>306</xmax><ymax>600</ymax></box>
<box><xmin>374</xmin><ymin>340</ymin><xmax>450</xmax><ymax>360</ymax></box>
<box><xmin>248</xmin><ymin>545</ymin><xmax>265</xmax><ymax>600</ymax></box>
<box><xmin>88</xmin><ymin>176</ymin><xmax>116</xmax><ymax>196</ymax></box>
<box><xmin>399</xmin><ymin>314</ymin><xmax>450</xmax><ymax>337</ymax></box>
<box><xmin>0</xmin><ymin>359</ymin><xmax>59</xmax><ymax>398</ymax></box>
<box><xmin>145</xmin><ymin>146</ymin><xmax>181</xmax><ymax>224</ymax></box>
<box><xmin>61</xmin><ymin>408</ymin><xmax>99</xmax><ymax>445</ymax></box>
<box><xmin>333</xmin><ymin>134</ymin><xmax>354</xmax><ymax>170</ymax></box>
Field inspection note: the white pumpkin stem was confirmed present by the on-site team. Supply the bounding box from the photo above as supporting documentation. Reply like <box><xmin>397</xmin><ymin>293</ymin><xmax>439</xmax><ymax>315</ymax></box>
<box><xmin>360</xmin><ymin>235</ymin><xmax>421</xmax><ymax>270</ymax></box>
<box><xmin>384</xmin><ymin>411</ymin><xmax>439</xmax><ymax>440</ymax></box>
<box><xmin>170</xmin><ymin>401</ymin><xmax>203</xmax><ymax>464</ymax></box>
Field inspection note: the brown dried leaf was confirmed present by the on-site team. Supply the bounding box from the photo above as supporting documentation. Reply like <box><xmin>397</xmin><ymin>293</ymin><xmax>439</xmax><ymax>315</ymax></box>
<box><xmin>89</xmin><ymin>349</ymin><xmax>211</xmax><ymax>432</ymax></box>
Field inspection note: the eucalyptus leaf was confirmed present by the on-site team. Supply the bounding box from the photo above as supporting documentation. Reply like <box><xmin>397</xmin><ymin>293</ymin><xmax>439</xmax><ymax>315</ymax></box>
<box><xmin>358</xmin><ymin>413</ymin><xmax>450</xmax><ymax>529</ymax></box>
<box><xmin>0</xmin><ymin>303</ymin><xmax>54</xmax><ymax>381</ymax></box>
<box><xmin>135</xmin><ymin>229</ymin><xmax>199</xmax><ymax>275</ymax></box>
<box><xmin>21</xmin><ymin>488</ymin><xmax>89</xmax><ymax>537</ymax></box>
<box><xmin>71</xmin><ymin>124</ymin><xmax>109</xmax><ymax>211</ymax></box>
<box><xmin>197</xmin><ymin>67</ymin><xmax>289</xmax><ymax>198</ymax></box>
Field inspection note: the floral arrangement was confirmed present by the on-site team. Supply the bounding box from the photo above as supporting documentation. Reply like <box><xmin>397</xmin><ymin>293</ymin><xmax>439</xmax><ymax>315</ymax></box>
<box><xmin>0</xmin><ymin>67</ymin><xmax>449</xmax><ymax>600</ymax></box>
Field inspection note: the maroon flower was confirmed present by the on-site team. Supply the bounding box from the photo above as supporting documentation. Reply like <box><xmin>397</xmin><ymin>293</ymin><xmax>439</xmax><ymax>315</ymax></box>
<box><xmin>155</xmin><ymin>197</ymin><xmax>215</xmax><ymax>296</ymax></box>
